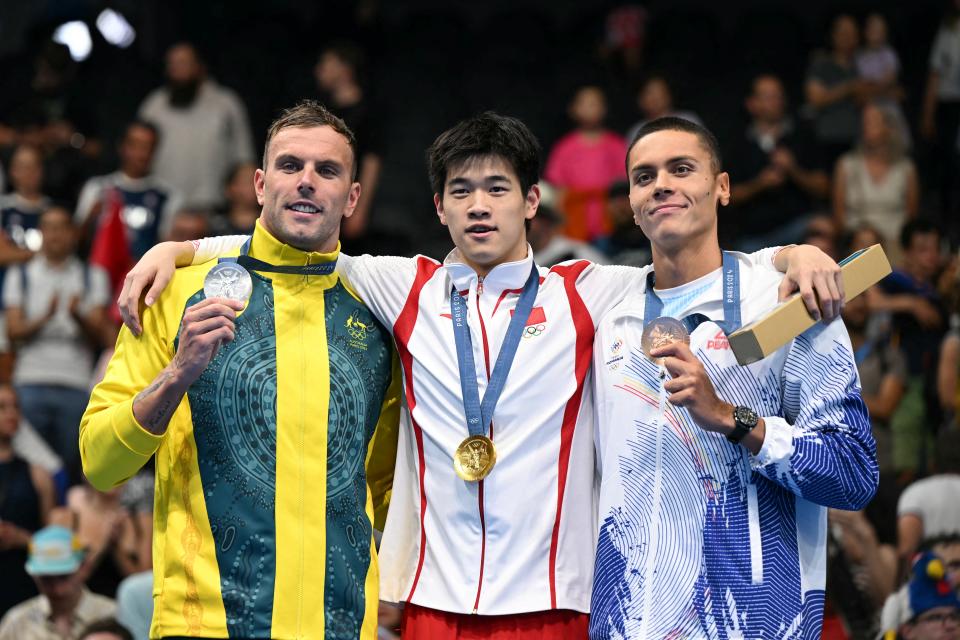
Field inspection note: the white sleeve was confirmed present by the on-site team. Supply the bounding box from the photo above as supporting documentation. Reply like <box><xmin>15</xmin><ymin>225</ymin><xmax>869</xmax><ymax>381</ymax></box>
<box><xmin>896</xmin><ymin>482</ymin><xmax>925</xmax><ymax>517</ymax></box>
<box><xmin>192</xmin><ymin>235</ymin><xmax>250</xmax><ymax>264</ymax></box>
<box><xmin>74</xmin><ymin>179</ymin><xmax>102</xmax><ymax>223</ymax></box>
<box><xmin>573</xmin><ymin>262</ymin><xmax>648</xmax><ymax>328</ymax></box>
<box><xmin>338</xmin><ymin>254</ymin><xmax>421</xmax><ymax>328</ymax></box>
<box><xmin>2</xmin><ymin>267</ymin><xmax>22</xmax><ymax>310</ymax></box>
<box><xmin>87</xmin><ymin>266</ymin><xmax>111</xmax><ymax>307</ymax></box>
<box><xmin>747</xmin><ymin>246</ymin><xmax>783</xmax><ymax>269</ymax></box>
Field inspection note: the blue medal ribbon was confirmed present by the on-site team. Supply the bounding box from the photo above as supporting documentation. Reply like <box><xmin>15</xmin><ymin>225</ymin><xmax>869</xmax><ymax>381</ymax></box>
<box><xmin>218</xmin><ymin>236</ymin><xmax>337</xmax><ymax>275</ymax></box>
<box><xmin>644</xmin><ymin>251</ymin><xmax>742</xmax><ymax>336</ymax></box>
<box><xmin>450</xmin><ymin>264</ymin><xmax>540</xmax><ymax>438</ymax></box>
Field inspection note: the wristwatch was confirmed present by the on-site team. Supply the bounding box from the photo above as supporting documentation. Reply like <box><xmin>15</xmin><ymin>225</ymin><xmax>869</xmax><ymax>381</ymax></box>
<box><xmin>727</xmin><ymin>405</ymin><xmax>759</xmax><ymax>444</ymax></box>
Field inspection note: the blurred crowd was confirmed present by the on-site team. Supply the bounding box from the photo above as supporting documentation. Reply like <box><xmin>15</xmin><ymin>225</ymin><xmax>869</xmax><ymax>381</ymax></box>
<box><xmin>0</xmin><ymin>2</ymin><xmax>959</xmax><ymax>639</ymax></box>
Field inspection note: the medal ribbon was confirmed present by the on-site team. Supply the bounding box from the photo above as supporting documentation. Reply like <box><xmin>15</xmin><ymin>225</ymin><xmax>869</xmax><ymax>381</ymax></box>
<box><xmin>644</xmin><ymin>251</ymin><xmax>742</xmax><ymax>336</ymax></box>
<box><xmin>450</xmin><ymin>264</ymin><xmax>540</xmax><ymax>438</ymax></box>
<box><xmin>217</xmin><ymin>236</ymin><xmax>337</xmax><ymax>275</ymax></box>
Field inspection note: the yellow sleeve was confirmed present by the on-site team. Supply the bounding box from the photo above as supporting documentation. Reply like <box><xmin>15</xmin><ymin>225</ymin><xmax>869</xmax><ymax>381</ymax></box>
<box><xmin>80</xmin><ymin>303</ymin><xmax>174</xmax><ymax>491</ymax></box>
<box><xmin>365</xmin><ymin>350</ymin><xmax>402</xmax><ymax>531</ymax></box>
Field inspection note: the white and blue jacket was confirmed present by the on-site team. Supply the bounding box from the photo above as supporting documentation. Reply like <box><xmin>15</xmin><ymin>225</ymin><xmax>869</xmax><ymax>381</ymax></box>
<box><xmin>591</xmin><ymin>253</ymin><xmax>878</xmax><ymax>639</ymax></box>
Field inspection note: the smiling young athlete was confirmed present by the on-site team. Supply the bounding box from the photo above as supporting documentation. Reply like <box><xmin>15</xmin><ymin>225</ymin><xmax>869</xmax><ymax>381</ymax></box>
<box><xmin>80</xmin><ymin>102</ymin><xmax>401</xmax><ymax>640</ymax></box>
<box><xmin>590</xmin><ymin>118</ymin><xmax>876</xmax><ymax>638</ymax></box>
<box><xmin>117</xmin><ymin>112</ymin><xmax>844</xmax><ymax>639</ymax></box>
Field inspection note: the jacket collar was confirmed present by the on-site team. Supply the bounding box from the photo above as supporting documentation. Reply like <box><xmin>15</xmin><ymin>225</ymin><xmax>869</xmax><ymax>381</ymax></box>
<box><xmin>247</xmin><ymin>220</ymin><xmax>340</xmax><ymax>287</ymax></box>
<box><xmin>441</xmin><ymin>245</ymin><xmax>537</xmax><ymax>295</ymax></box>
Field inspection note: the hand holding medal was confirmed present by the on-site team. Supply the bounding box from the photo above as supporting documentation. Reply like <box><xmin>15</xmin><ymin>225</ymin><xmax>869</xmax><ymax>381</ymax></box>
<box><xmin>641</xmin><ymin>317</ymin><xmax>690</xmax><ymax>368</ymax></box>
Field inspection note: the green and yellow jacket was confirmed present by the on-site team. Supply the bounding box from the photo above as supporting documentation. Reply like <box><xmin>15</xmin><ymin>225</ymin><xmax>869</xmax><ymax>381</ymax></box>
<box><xmin>81</xmin><ymin>223</ymin><xmax>400</xmax><ymax>639</ymax></box>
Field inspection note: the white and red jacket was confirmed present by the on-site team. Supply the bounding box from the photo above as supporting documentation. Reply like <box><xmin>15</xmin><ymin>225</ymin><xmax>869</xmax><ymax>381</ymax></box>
<box><xmin>195</xmin><ymin>238</ymin><xmax>778</xmax><ymax>615</ymax></box>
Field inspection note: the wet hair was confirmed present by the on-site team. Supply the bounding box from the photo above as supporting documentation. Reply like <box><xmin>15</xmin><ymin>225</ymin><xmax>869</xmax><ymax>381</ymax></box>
<box><xmin>426</xmin><ymin>112</ymin><xmax>541</xmax><ymax>196</ymax></box>
<box><xmin>262</xmin><ymin>100</ymin><xmax>358</xmax><ymax>180</ymax></box>
<box><xmin>626</xmin><ymin>116</ymin><xmax>723</xmax><ymax>175</ymax></box>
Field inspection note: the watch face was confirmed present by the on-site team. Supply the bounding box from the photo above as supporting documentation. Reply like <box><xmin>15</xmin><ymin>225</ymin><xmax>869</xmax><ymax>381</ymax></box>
<box><xmin>734</xmin><ymin>405</ymin><xmax>759</xmax><ymax>427</ymax></box>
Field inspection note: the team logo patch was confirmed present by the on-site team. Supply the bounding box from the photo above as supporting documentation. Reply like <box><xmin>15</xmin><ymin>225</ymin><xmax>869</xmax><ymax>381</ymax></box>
<box><xmin>345</xmin><ymin>311</ymin><xmax>370</xmax><ymax>350</ymax></box>
<box><xmin>513</xmin><ymin>306</ymin><xmax>547</xmax><ymax>339</ymax></box>
<box><xmin>605</xmin><ymin>336</ymin><xmax>625</xmax><ymax>370</ymax></box>
<box><xmin>706</xmin><ymin>329</ymin><xmax>729</xmax><ymax>350</ymax></box>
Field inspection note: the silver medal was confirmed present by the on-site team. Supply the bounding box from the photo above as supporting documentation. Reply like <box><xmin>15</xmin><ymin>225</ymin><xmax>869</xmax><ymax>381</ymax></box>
<box><xmin>641</xmin><ymin>316</ymin><xmax>690</xmax><ymax>366</ymax></box>
<box><xmin>203</xmin><ymin>262</ymin><xmax>253</xmax><ymax>304</ymax></box>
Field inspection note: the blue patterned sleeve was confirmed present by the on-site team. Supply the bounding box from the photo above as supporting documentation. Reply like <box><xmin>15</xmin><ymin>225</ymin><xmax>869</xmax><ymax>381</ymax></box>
<box><xmin>750</xmin><ymin>320</ymin><xmax>879</xmax><ymax>510</ymax></box>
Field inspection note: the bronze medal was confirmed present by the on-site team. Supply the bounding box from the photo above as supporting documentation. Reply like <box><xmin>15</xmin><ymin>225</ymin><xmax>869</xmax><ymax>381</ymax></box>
<box><xmin>453</xmin><ymin>435</ymin><xmax>497</xmax><ymax>482</ymax></box>
<box><xmin>641</xmin><ymin>316</ymin><xmax>690</xmax><ymax>366</ymax></box>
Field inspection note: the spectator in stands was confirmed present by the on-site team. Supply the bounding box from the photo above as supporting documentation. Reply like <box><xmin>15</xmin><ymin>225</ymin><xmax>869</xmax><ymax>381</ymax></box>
<box><xmin>11</xmin><ymin>403</ymin><xmax>67</xmax><ymax>501</ymax></box>
<box><xmin>3</xmin><ymin>206</ymin><xmax>110</xmax><ymax>481</ymax></box>
<box><xmin>833</xmin><ymin>102</ymin><xmax>919</xmax><ymax>259</ymax></box>
<box><xmin>114</xmin><ymin>573</ymin><xmax>151</xmax><ymax>640</ymax></box>
<box><xmin>922</xmin><ymin>0</ymin><xmax>960</xmax><ymax>242</ymax></box>
<box><xmin>315</xmin><ymin>41</ymin><xmax>383</xmax><ymax>246</ymax></box>
<box><xmin>625</xmin><ymin>75</ymin><xmax>702</xmax><ymax>143</ymax></box>
<box><xmin>873</xmin><ymin>220</ymin><xmax>947</xmax><ymax>479</ymax></box>
<box><xmin>728</xmin><ymin>74</ymin><xmax>830</xmax><ymax>251</ymax></box>
<box><xmin>0</xmin><ymin>526</ymin><xmax>115</xmax><ymax>640</ymax></box>
<box><xmin>139</xmin><ymin>43</ymin><xmax>255</xmax><ymax>209</ymax></box>
<box><xmin>933</xmin><ymin>535</ymin><xmax>960</xmax><ymax>594</ymax></box>
<box><xmin>0</xmin><ymin>384</ymin><xmax>55</xmax><ymax>616</ymax></box>
<box><xmin>939</xmin><ymin>308</ymin><xmax>959</xmax><ymax>430</ymax></box>
<box><xmin>826</xmin><ymin>507</ymin><xmax>897</xmax><ymax>639</ymax></box>
<box><xmin>844</xmin><ymin>290</ymin><xmax>907</xmax><ymax>470</ymax></box>
<box><xmin>545</xmin><ymin>85</ymin><xmax>626</xmax><ymax>244</ymax></box>
<box><xmin>78</xmin><ymin>618</ymin><xmax>132</xmax><ymax>640</ymax></box>
<box><xmin>210</xmin><ymin>162</ymin><xmax>258</xmax><ymax>235</ymax></box>
<box><xmin>806</xmin><ymin>14</ymin><xmax>867</xmax><ymax>164</ymax></box>
<box><xmin>75</xmin><ymin>121</ymin><xmax>182</xmax><ymax>260</ymax></box>
<box><xmin>50</xmin><ymin>477</ymin><xmax>148</xmax><ymax>599</ymax></box>
<box><xmin>163</xmin><ymin>208</ymin><xmax>209</xmax><ymax>244</ymax></box>
<box><xmin>529</xmin><ymin>203</ymin><xmax>609</xmax><ymax>267</ymax></box>
<box><xmin>0</xmin><ymin>144</ymin><xmax>48</xmax><ymax>382</ymax></box>
<box><xmin>897</xmin><ymin>431</ymin><xmax>960</xmax><ymax>579</ymax></box>
<box><xmin>605</xmin><ymin>179</ymin><xmax>650</xmax><ymax>267</ymax></box>
<box><xmin>801</xmin><ymin>214</ymin><xmax>841</xmax><ymax>260</ymax></box>
<box><xmin>896</xmin><ymin>552</ymin><xmax>960</xmax><ymax>640</ymax></box>
<box><xmin>857</xmin><ymin>13</ymin><xmax>910</xmax><ymax>144</ymax></box>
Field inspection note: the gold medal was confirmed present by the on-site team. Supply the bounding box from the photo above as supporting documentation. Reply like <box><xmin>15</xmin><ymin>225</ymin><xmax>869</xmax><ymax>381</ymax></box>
<box><xmin>453</xmin><ymin>435</ymin><xmax>497</xmax><ymax>481</ymax></box>
<box><xmin>641</xmin><ymin>316</ymin><xmax>690</xmax><ymax>366</ymax></box>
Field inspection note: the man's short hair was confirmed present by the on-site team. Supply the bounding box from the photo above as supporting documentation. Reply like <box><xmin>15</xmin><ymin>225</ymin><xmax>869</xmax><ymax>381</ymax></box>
<box><xmin>899</xmin><ymin>218</ymin><xmax>939</xmax><ymax>251</ymax></box>
<box><xmin>426</xmin><ymin>112</ymin><xmax>542</xmax><ymax>196</ymax></box>
<box><xmin>78</xmin><ymin>618</ymin><xmax>134</xmax><ymax>640</ymax></box>
<box><xmin>262</xmin><ymin>100</ymin><xmax>358</xmax><ymax>181</ymax></box>
<box><xmin>627</xmin><ymin>116</ymin><xmax>723</xmax><ymax>175</ymax></box>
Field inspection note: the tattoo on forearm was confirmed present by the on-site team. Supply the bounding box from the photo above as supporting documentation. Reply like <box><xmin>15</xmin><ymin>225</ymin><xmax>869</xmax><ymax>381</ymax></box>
<box><xmin>134</xmin><ymin>370</ymin><xmax>180</xmax><ymax>435</ymax></box>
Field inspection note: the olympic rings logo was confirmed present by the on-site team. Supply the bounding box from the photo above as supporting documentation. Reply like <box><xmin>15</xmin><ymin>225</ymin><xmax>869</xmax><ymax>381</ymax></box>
<box><xmin>522</xmin><ymin>323</ymin><xmax>546</xmax><ymax>338</ymax></box>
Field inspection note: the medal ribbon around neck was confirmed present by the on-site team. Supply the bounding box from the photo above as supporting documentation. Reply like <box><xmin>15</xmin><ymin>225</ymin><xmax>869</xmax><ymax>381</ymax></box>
<box><xmin>217</xmin><ymin>236</ymin><xmax>338</xmax><ymax>276</ymax></box>
<box><xmin>450</xmin><ymin>263</ymin><xmax>539</xmax><ymax>480</ymax></box>
<box><xmin>644</xmin><ymin>250</ymin><xmax>743</xmax><ymax>337</ymax></box>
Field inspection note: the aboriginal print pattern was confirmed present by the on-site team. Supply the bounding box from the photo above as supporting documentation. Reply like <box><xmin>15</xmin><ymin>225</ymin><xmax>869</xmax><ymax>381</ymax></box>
<box><xmin>323</xmin><ymin>283</ymin><xmax>393</xmax><ymax>639</ymax></box>
<box><xmin>181</xmin><ymin>276</ymin><xmax>278</xmax><ymax>638</ymax></box>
